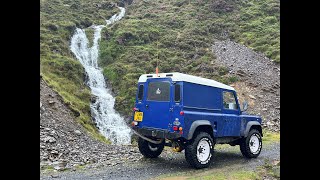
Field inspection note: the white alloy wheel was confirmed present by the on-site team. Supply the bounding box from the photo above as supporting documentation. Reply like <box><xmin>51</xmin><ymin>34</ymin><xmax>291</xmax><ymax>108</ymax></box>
<box><xmin>249</xmin><ymin>134</ymin><xmax>260</xmax><ymax>154</ymax></box>
<box><xmin>197</xmin><ymin>138</ymin><xmax>211</xmax><ymax>162</ymax></box>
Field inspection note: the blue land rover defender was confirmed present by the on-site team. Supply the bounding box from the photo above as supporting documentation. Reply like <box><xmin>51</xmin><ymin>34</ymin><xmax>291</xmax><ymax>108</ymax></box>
<box><xmin>131</xmin><ymin>73</ymin><xmax>262</xmax><ymax>169</ymax></box>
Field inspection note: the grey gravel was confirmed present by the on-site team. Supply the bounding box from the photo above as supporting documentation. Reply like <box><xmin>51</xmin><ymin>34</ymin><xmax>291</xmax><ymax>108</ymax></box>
<box><xmin>40</xmin><ymin>143</ymin><xmax>280</xmax><ymax>180</ymax></box>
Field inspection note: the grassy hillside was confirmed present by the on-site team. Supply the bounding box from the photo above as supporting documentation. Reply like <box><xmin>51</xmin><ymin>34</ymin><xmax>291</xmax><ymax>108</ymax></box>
<box><xmin>40</xmin><ymin>0</ymin><xmax>279</xmax><ymax>140</ymax></box>
<box><xmin>100</xmin><ymin>0</ymin><xmax>280</xmax><ymax>116</ymax></box>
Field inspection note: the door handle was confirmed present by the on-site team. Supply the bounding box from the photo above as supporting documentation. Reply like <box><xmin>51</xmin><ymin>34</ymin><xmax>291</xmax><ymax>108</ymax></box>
<box><xmin>169</xmin><ymin>108</ymin><xmax>173</xmax><ymax>112</ymax></box>
<box><xmin>145</xmin><ymin>104</ymin><xmax>149</xmax><ymax>109</ymax></box>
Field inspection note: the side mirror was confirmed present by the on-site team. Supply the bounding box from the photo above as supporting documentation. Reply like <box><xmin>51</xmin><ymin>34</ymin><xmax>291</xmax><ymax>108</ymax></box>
<box><xmin>242</xmin><ymin>101</ymin><xmax>248</xmax><ymax>112</ymax></box>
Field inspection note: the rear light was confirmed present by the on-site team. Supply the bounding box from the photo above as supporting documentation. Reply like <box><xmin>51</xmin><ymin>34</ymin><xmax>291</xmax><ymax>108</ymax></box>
<box><xmin>131</xmin><ymin>121</ymin><xmax>138</xmax><ymax>126</ymax></box>
<box><xmin>173</xmin><ymin>126</ymin><xmax>178</xmax><ymax>131</ymax></box>
<box><xmin>179</xmin><ymin>127</ymin><xmax>183</xmax><ymax>131</ymax></box>
<box><xmin>180</xmin><ymin>111</ymin><xmax>184</xmax><ymax>116</ymax></box>
<box><xmin>133</xmin><ymin>107</ymin><xmax>139</xmax><ymax>111</ymax></box>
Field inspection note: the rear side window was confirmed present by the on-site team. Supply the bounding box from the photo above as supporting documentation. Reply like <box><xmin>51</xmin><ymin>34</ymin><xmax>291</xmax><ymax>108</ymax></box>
<box><xmin>223</xmin><ymin>91</ymin><xmax>238</xmax><ymax>110</ymax></box>
<box><xmin>137</xmin><ymin>84</ymin><xmax>144</xmax><ymax>101</ymax></box>
<box><xmin>174</xmin><ymin>84</ymin><xmax>181</xmax><ymax>102</ymax></box>
<box><xmin>147</xmin><ymin>81</ymin><xmax>170</xmax><ymax>101</ymax></box>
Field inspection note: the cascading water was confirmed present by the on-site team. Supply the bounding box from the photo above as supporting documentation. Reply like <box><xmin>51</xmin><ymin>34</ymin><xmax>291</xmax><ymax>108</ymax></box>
<box><xmin>70</xmin><ymin>7</ymin><xmax>131</xmax><ymax>145</ymax></box>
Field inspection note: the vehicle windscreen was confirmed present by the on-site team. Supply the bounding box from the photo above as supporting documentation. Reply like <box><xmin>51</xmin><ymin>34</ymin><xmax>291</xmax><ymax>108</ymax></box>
<box><xmin>147</xmin><ymin>81</ymin><xmax>170</xmax><ymax>101</ymax></box>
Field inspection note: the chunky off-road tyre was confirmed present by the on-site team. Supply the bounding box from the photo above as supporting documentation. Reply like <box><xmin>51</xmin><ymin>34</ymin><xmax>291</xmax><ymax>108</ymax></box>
<box><xmin>185</xmin><ymin>132</ymin><xmax>214</xmax><ymax>169</ymax></box>
<box><xmin>138</xmin><ymin>137</ymin><xmax>164</xmax><ymax>158</ymax></box>
<box><xmin>240</xmin><ymin>129</ymin><xmax>262</xmax><ymax>158</ymax></box>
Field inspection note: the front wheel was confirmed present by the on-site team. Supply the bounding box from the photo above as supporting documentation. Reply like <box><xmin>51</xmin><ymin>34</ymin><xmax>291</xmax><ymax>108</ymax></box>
<box><xmin>138</xmin><ymin>137</ymin><xmax>164</xmax><ymax>158</ymax></box>
<box><xmin>185</xmin><ymin>132</ymin><xmax>215</xmax><ymax>169</ymax></box>
<box><xmin>240</xmin><ymin>129</ymin><xmax>262</xmax><ymax>158</ymax></box>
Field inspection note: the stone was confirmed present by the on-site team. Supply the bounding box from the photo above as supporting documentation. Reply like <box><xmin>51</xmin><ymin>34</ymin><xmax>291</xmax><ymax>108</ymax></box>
<box><xmin>74</xmin><ymin>130</ymin><xmax>82</xmax><ymax>136</ymax></box>
<box><xmin>44</xmin><ymin>136</ymin><xmax>56</xmax><ymax>143</ymax></box>
<box><xmin>272</xmin><ymin>160</ymin><xmax>280</xmax><ymax>166</ymax></box>
<box><xmin>51</xmin><ymin>150</ymin><xmax>59</xmax><ymax>155</ymax></box>
<box><xmin>51</xmin><ymin>175</ymin><xmax>60</xmax><ymax>178</ymax></box>
<box><xmin>54</xmin><ymin>166</ymin><xmax>63</xmax><ymax>170</ymax></box>
<box><xmin>249</xmin><ymin>95</ymin><xmax>256</xmax><ymax>100</ymax></box>
<box><xmin>49</xmin><ymin>100</ymin><xmax>55</xmax><ymax>104</ymax></box>
<box><xmin>50</xmin><ymin>130</ymin><xmax>56</xmax><ymax>136</ymax></box>
<box><xmin>266</xmin><ymin>121</ymin><xmax>274</xmax><ymax>126</ymax></box>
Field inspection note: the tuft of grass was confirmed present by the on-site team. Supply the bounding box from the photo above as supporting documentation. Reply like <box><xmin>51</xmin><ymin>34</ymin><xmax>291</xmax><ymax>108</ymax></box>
<box><xmin>262</xmin><ymin>130</ymin><xmax>280</xmax><ymax>144</ymax></box>
<box><xmin>159</xmin><ymin>169</ymin><xmax>259</xmax><ymax>180</ymax></box>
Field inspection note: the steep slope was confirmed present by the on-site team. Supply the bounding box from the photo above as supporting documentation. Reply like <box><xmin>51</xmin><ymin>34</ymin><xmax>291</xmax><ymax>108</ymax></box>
<box><xmin>40</xmin><ymin>78</ymin><xmax>141</xmax><ymax>172</ymax></box>
<box><xmin>99</xmin><ymin>0</ymin><xmax>280</xmax><ymax>119</ymax></box>
<box><xmin>40</xmin><ymin>0</ymin><xmax>135</xmax><ymax>141</ymax></box>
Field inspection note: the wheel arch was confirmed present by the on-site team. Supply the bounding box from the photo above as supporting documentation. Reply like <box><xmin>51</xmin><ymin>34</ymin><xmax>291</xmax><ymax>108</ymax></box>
<box><xmin>187</xmin><ymin>120</ymin><xmax>213</xmax><ymax>140</ymax></box>
<box><xmin>243</xmin><ymin>121</ymin><xmax>263</xmax><ymax>137</ymax></box>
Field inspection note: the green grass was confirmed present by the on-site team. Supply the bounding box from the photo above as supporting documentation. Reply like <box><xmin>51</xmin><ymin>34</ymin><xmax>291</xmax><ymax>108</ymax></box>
<box><xmin>158</xmin><ymin>168</ymin><xmax>260</xmax><ymax>180</ymax></box>
<box><xmin>190</xmin><ymin>170</ymin><xmax>258</xmax><ymax>180</ymax></box>
<box><xmin>262</xmin><ymin>130</ymin><xmax>280</xmax><ymax>145</ymax></box>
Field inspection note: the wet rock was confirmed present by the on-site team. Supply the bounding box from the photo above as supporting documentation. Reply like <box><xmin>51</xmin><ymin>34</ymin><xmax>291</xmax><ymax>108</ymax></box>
<box><xmin>91</xmin><ymin>95</ymin><xmax>98</xmax><ymax>104</ymax></box>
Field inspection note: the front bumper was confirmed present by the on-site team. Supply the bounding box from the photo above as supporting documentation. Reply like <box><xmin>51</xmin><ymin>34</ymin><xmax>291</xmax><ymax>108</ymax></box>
<box><xmin>132</xmin><ymin>126</ymin><xmax>182</xmax><ymax>139</ymax></box>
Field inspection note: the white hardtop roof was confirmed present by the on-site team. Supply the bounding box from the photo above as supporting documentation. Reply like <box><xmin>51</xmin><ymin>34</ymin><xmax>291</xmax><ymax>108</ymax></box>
<box><xmin>138</xmin><ymin>72</ymin><xmax>235</xmax><ymax>91</ymax></box>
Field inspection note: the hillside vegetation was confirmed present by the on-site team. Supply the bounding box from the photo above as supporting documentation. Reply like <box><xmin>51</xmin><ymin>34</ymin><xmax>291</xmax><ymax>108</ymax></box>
<box><xmin>100</xmin><ymin>0</ymin><xmax>280</xmax><ymax>116</ymax></box>
<box><xmin>40</xmin><ymin>0</ymin><xmax>279</xmax><ymax>140</ymax></box>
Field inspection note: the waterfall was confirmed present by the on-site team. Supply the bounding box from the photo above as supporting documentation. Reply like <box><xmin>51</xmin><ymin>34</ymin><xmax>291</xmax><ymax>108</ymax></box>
<box><xmin>70</xmin><ymin>7</ymin><xmax>131</xmax><ymax>145</ymax></box>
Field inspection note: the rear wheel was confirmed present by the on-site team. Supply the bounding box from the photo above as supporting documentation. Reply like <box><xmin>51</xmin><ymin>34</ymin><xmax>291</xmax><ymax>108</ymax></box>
<box><xmin>240</xmin><ymin>129</ymin><xmax>262</xmax><ymax>158</ymax></box>
<box><xmin>185</xmin><ymin>132</ymin><xmax>214</xmax><ymax>169</ymax></box>
<box><xmin>138</xmin><ymin>137</ymin><xmax>164</xmax><ymax>158</ymax></box>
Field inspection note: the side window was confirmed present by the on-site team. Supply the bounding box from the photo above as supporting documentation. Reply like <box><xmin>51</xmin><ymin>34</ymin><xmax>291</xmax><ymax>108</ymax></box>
<box><xmin>223</xmin><ymin>91</ymin><xmax>238</xmax><ymax>110</ymax></box>
<box><xmin>174</xmin><ymin>84</ymin><xmax>181</xmax><ymax>102</ymax></box>
<box><xmin>138</xmin><ymin>84</ymin><xmax>144</xmax><ymax>101</ymax></box>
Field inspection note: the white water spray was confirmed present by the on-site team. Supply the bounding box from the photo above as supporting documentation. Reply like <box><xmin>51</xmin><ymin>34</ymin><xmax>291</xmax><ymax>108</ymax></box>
<box><xmin>70</xmin><ymin>7</ymin><xmax>131</xmax><ymax>145</ymax></box>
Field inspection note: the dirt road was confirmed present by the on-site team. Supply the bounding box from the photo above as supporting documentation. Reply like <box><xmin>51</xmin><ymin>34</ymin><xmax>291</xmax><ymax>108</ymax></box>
<box><xmin>41</xmin><ymin>140</ymin><xmax>279</xmax><ymax>180</ymax></box>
